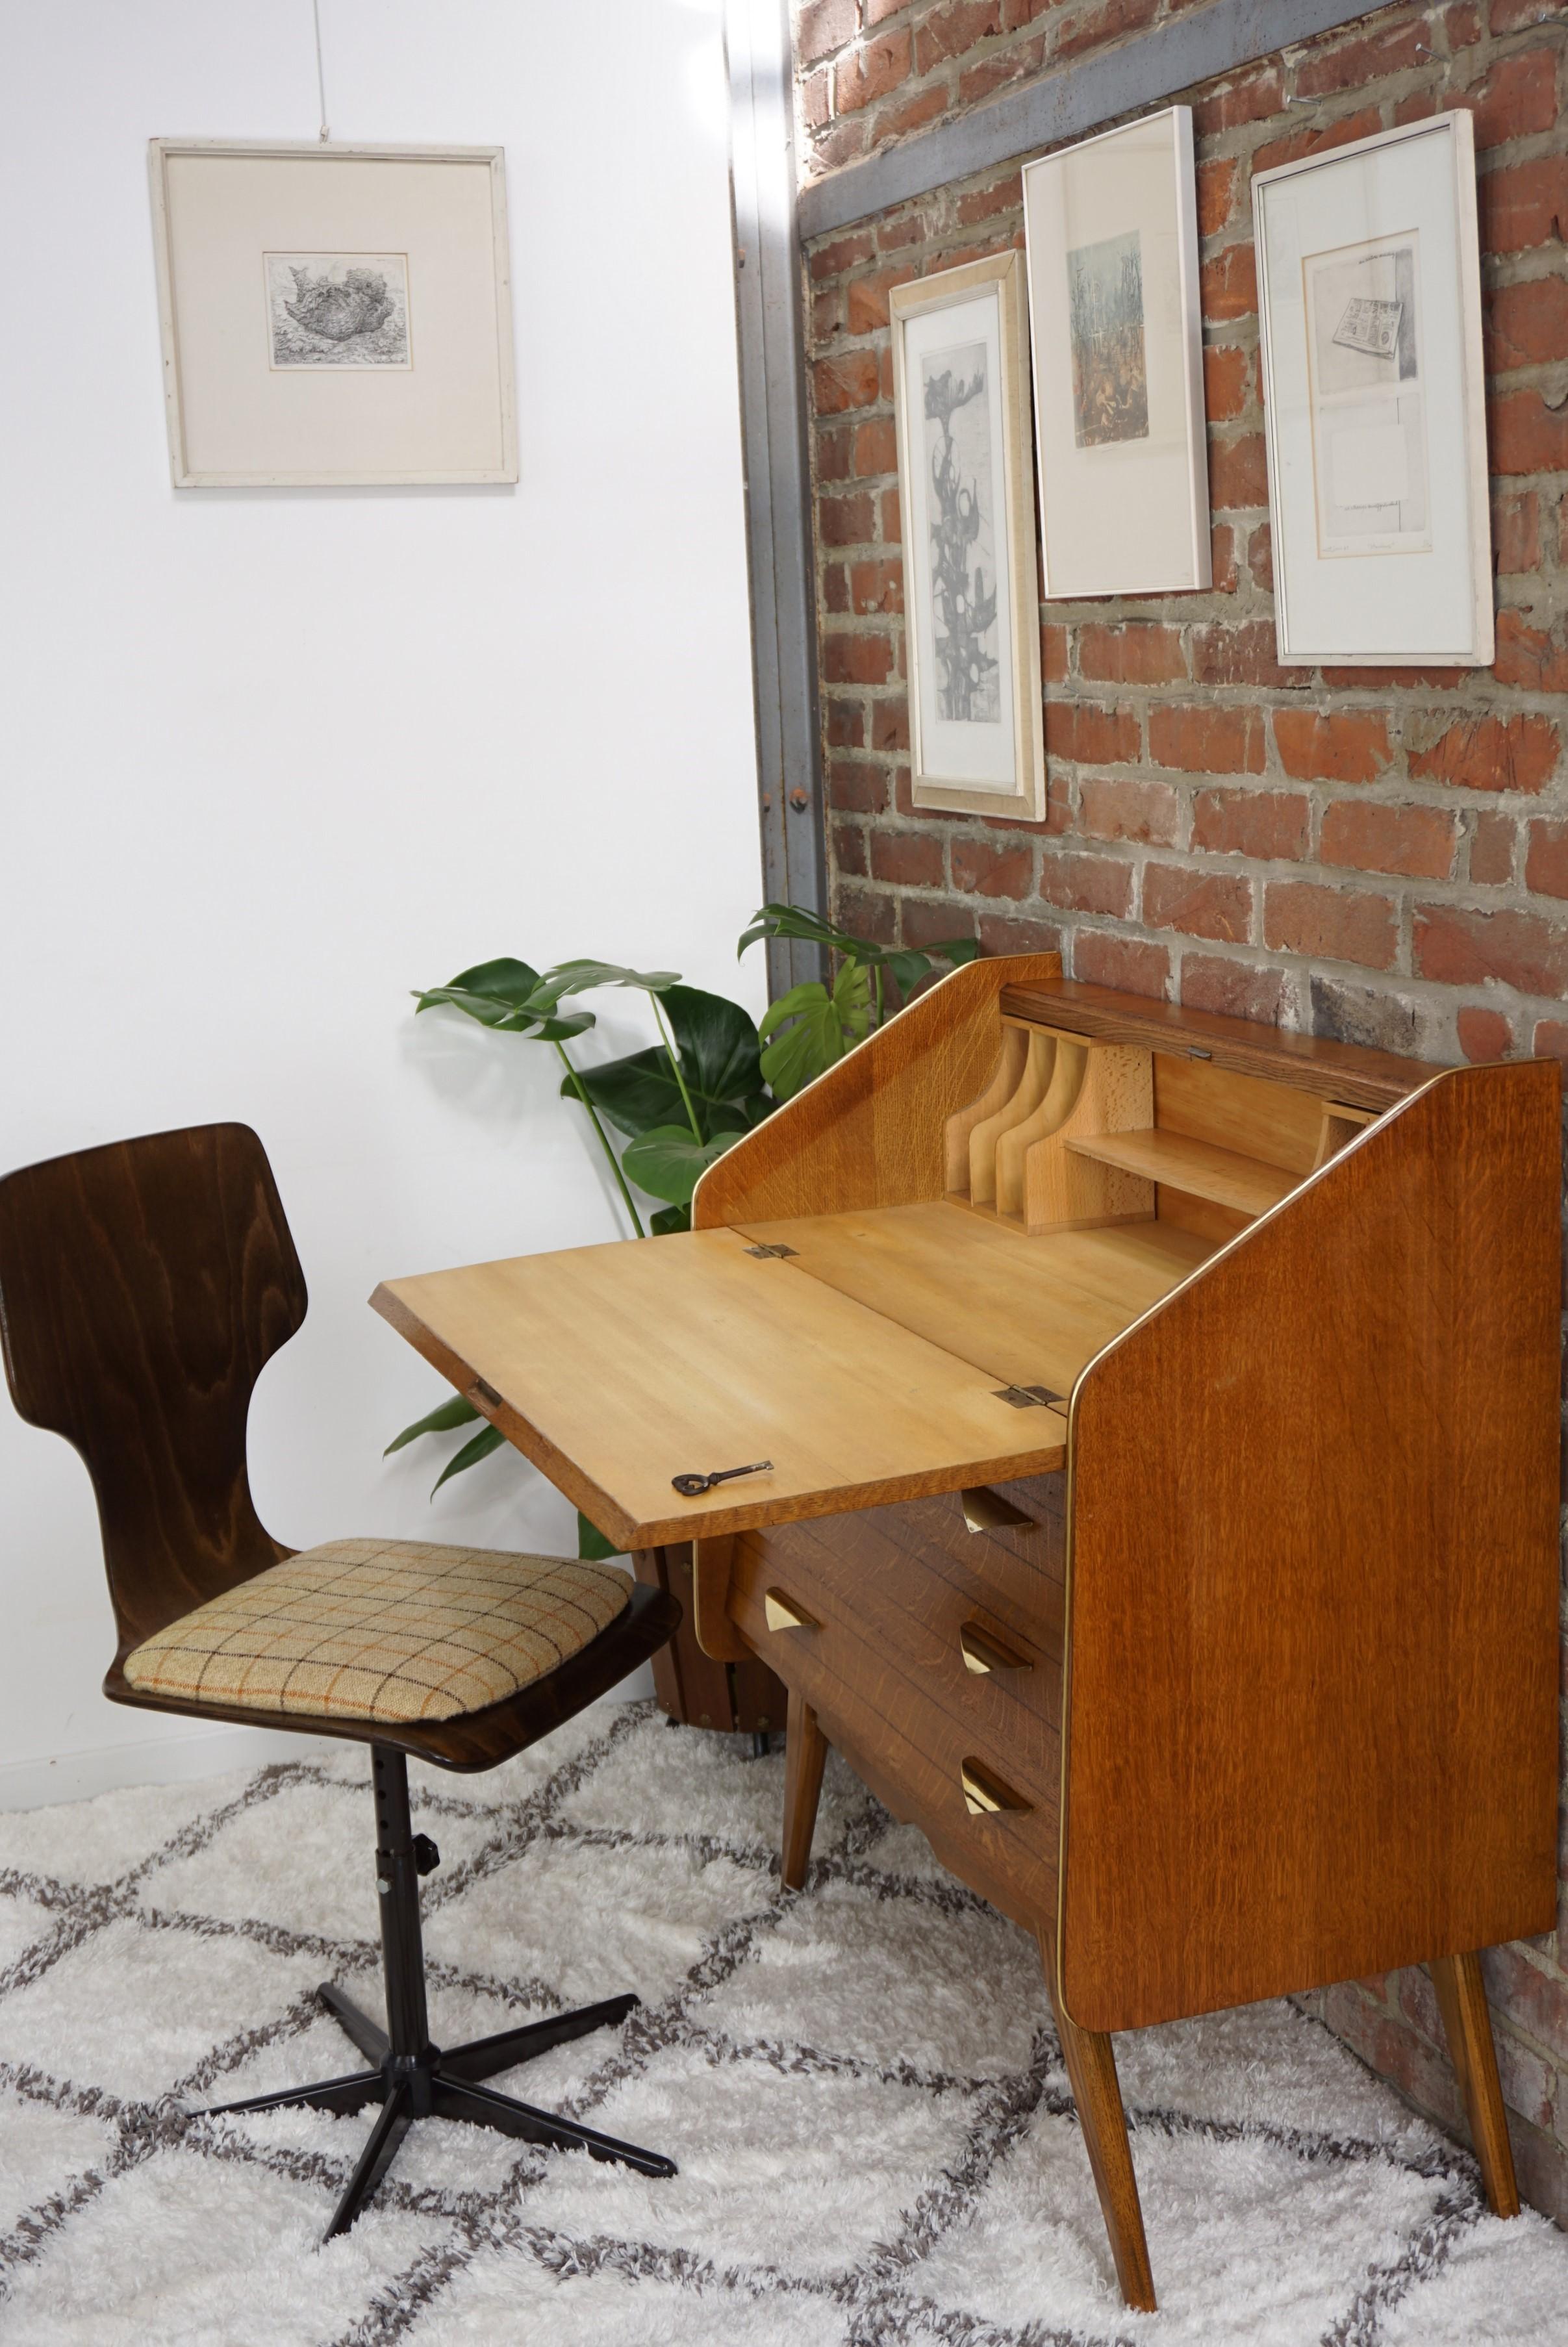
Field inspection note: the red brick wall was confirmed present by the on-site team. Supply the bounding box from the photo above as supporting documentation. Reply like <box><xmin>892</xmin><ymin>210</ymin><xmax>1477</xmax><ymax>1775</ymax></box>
<box><xmin>793</xmin><ymin>0</ymin><xmax>1568</xmax><ymax>2218</ymax></box>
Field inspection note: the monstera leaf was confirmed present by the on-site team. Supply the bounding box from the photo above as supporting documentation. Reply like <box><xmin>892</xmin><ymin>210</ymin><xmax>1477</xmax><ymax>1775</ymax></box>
<box><xmin>414</xmin><ymin>958</ymin><xmax>595</xmax><ymax>1042</ymax></box>
<box><xmin>757</xmin><ymin>957</ymin><xmax>872</xmax><ymax>1100</ymax></box>
<box><xmin>739</xmin><ymin>902</ymin><xmax>982</xmax><ymax>1000</ymax></box>
<box><xmin>564</xmin><ymin>985</ymin><xmax>766</xmax><ymax>1141</ymax></box>
<box><xmin>532</xmin><ymin>959</ymin><xmax>681</xmax><ymax>1008</ymax></box>
<box><xmin>621</xmin><ymin>1124</ymin><xmax>738</xmax><ymax>1206</ymax></box>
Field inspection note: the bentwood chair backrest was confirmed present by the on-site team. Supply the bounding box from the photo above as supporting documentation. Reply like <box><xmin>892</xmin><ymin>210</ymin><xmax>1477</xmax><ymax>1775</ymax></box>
<box><xmin>0</xmin><ymin>1123</ymin><xmax>308</xmax><ymax>1658</ymax></box>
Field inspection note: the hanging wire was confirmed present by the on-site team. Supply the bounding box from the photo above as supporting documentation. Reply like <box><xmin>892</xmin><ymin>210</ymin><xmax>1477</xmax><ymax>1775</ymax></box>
<box><xmin>312</xmin><ymin>0</ymin><xmax>331</xmax><ymax>141</ymax></box>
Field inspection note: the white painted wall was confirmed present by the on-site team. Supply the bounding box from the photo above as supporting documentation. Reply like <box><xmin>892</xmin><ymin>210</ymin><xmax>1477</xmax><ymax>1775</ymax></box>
<box><xmin>0</xmin><ymin>0</ymin><xmax>764</xmax><ymax>1804</ymax></box>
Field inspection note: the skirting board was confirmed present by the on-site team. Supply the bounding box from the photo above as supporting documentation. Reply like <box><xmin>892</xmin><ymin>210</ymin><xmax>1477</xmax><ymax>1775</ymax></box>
<box><xmin>0</xmin><ymin>1661</ymin><xmax>657</xmax><ymax>1812</ymax></box>
<box><xmin>0</xmin><ymin>1721</ymin><xmax>323</xmax><ymax>1814</ymax></box>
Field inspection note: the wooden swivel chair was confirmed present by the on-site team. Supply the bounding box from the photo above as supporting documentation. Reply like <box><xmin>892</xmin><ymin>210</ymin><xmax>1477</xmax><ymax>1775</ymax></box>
<box><xmin>0</xmin><ymin>1122</ymin><xmax>683</xmax><ymax>2240</ymax></box>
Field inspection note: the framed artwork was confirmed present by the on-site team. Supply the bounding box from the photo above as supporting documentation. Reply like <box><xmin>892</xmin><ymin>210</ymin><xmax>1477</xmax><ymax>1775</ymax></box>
<box><xmin>889</xmin><ymin>251</ymin><xmax>1046</xmax><ymax>822</ymax></box>
<box><xmin>1021</xmin><ymin>106</ymin><xmax>1210</xmax><ymax>598</ymax></box>
<box><xmin>148</xmin><ymin>141</ymin><xmax>517</xmax><ymax>487</ymax></box>
<box><xmin>1253</xmin><ymin>112</ymin><xmax>1491</xmax><ymax>666</ymax></box>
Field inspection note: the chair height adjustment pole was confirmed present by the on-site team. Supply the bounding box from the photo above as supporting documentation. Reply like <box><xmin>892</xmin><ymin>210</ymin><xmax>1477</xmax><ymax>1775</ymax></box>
<box><xmin>372</xmin><ymin>1744</ymin><xmax>433</xmax><ymax>2062</ymax></box>
<box><xmin>201</xmin><ymin>1738</ymin><xmax>676</xmax><ymax>2235</ymax></box>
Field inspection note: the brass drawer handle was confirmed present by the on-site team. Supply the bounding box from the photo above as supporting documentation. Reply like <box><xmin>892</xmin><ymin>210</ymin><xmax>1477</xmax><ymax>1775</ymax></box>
<box><xmin>764</xmin><ymin>1588</ymin><xmax>820</xmax><ymax>1634</ymax></box>
<box><xmin>960</xmin><ymin>1757</ymin><xmax>1032</xmax><ymax>1816</ymax></box>
<box><xmin>959</xmin><ymin>1485</ymin><xmax>1031</xmax><ymax>1534</ymax></box>
<box><xmin>959</xmin><ymin>1620</ymin><xmax>1031</xmax><ymax>1676</ymax></box>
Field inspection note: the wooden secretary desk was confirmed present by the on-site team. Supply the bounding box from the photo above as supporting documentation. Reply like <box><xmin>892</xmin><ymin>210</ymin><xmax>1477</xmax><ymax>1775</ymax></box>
<box><xmin>373</xmin><ymin>952</ymin><xmax>1560</xmax><ymax>2310</ymax></box>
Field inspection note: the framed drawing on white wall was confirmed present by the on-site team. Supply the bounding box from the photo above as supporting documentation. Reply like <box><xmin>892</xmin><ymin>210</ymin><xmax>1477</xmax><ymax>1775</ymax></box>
<box><xmin>1253</xmin><ymin>112</ymin><xmax>1491</xmax><ymax>666</ymax></box>
<box><xmin>148</xmin><ymin>141</ymin><xmax>517</xmax><ymax>486</ymax></box>
<box><xmin>1021</xmin><ymin>106</ymin><xmax>1210</xmax><ymax>598</ymax></box>
<box><xmin>889</xmin><ymin>251</ymin><xmax>1046</xmax><ymax>822</ymax></box>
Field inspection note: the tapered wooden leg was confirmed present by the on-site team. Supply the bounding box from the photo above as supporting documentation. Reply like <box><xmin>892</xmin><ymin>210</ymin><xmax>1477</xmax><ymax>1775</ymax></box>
<box><xmin>1431</xmin><ymin>1950</ymin><xmax>1520</xmax><ymax>2217</ymax></box>
<box><xmin>1044</xmin><ymin>1947</ymin><xmax>1156</xmax><ymax>2313</ymax></box>
<box><xmin>781</xmin><ymin>1687</ymin><xmax>828</xmax><ymax>1891</ymax></box>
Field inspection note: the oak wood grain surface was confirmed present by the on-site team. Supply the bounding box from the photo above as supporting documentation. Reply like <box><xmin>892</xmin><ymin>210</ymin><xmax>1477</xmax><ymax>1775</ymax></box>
<box><xmin>631</xmin><ymin>1547</ymin><xmax>738</xmax><ymax>1728</ymax></box>
<box><xmin>944</xmin><ymin>1024</ymin><xmax>1029</xmax><ymax>1193</ymax></box>
<box><xmin>1044</xmin><ymin>1958</ymin><xmax>1157</xmax><ymax>2312</ymax></box>
<box><xmin>967</xmin><ymin>1029</ymin><xmax>1053</xmax><ymax>1207</ymax></box>
<box><xmin>692</xmin><ymin>1533</ymin><xmax>750</xmax><ymax>1663</ymax></box>
<box><xmin>1152</xmin><ymin>1053</ymin><xmax>1331</xmax><ymax>1173</ymax></box>
<box><xmin>371</xmin><ymin>1226</ymin><xmax>1069</xmax><ymax>1551</ymax></box>
<box><xmin>1016</xmin><ymin>1042</ymin><xmax>1154</xmax><ymax>1232</ymax></box>
<box><xmin>1063</xmin><ymin>1127</ymin><xmax>1296</xmax><ymax>1218</ymax></box>
<box><xmin>630</xmin><ymin>1544</ymin><xmax>785</xmax><ymax>1731</ymax></box>
<box><xmin>694</xmin><ymin>952</ymin><xmax>1063</xmax><ymax>1228</ymax></box>
<box><xmin>1432</xmin><ymin>1949</ymin><xmax>1522</xmax><ymax>2219</ymax></box>
<box><xmin>781</xmin><ymin>1688</ymin><xmax>828</xmax><ymax>1892</ymax></box>
<box><xmin>730</xmin><ymin>1200</ymin><xmax>1208</xmax><ymax>1396</ymax></box>
<box><xmin>1059</xmin><ymin>1063</ymin><xmax>1562</xmax><ymax>2031</ymax></box>
<box><xmin>1002</xmin><ymin>979</ymin><xmax>1440</xmax><ymax>1108</ymax></box>
<box><xmin>731</xmin><ymin>1500</ymin><xmax>1065</xmax><ymax>1803</ymax></box>
<box><xmin>748</xmin><ymin>1586</ymin><xmax>1062</xmax><ymax>1933</ymax></box>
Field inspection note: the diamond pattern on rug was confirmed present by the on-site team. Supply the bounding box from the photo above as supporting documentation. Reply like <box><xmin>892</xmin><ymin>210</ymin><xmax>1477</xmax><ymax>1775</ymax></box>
<box><xmin>0</xmin><ymin>1698</ymin><xmax>1562</xmax><ymax>2347</ymax></box>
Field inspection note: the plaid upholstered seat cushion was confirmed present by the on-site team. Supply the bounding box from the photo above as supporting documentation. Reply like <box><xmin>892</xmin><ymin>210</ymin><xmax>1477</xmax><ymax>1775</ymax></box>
<box><xmin>122</xmin><ymin>1539</ymin><xmax>633</xmax><ymax>1725</ymax></box>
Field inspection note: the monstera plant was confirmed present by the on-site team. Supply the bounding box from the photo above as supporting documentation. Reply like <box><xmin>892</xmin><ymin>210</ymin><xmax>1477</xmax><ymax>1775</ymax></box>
<box><xmin>388</xmin><ymin>906</ymin><xmax>980</xmax><ymax>1530</ymax></box>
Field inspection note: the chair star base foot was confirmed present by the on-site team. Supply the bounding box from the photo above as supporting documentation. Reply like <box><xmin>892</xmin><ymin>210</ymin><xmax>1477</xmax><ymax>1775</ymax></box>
<box><xmin>197</xmin><ymin>1981</ymin><xmax>676</xmax><ymax>2239</ymax></box>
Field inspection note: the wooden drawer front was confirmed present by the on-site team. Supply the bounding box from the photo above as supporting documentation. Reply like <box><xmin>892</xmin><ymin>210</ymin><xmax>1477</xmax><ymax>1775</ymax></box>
<box><xmin>728</xmin><ymin>1495</ymin><xmax>1062</xmax><ymax>1929</ymax></box>
<box><xmin>824</xmin><ymin>1686</ymin><xmax>1057</xmax><ymax>1936</ymax></box>
<box><xmin>733</xmin><ymin>1486</ymin><xmax>1064</xmax><ymax>1793</ymax></box>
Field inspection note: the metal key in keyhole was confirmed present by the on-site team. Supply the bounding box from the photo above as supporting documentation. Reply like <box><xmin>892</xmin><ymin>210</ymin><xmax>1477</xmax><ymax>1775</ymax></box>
<box><xmin>670</xmin><ymin>1460</ymin><xmax>774</xmax><ymax>1497</ymax></box>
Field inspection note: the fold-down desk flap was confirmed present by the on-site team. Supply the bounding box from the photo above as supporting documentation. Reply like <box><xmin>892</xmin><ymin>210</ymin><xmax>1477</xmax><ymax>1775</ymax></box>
<box><xmin>371</xmin><ymin>1227</ymin><xmax>1067</xmax><ymax>1551</ymax></box>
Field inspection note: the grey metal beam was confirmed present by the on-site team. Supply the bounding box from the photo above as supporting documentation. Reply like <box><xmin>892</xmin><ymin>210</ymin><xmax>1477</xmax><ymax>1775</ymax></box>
<box><xmin>727</xmin><ymin>0</ymin><xmax>828</xmax><ymax>996</ymax></box>
<box><xmin>798</xmin><ymin>0</ymin><xmax>1384</xmax><ymax>241</ymax></box>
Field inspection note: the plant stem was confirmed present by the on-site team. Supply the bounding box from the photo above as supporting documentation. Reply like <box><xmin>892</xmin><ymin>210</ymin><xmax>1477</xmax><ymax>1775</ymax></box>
<box><xmin>874</xmin><ymin>963</ymin><xmax>885</xmax><ymax>1029</ymax></box>
<box><xmin>553</xmin><ymin>1041</ymin><xmax>646</xmax><ymax>1238</ymax></box>
<box><xmin>651</xmin><ymin>996</ymin><xmax>704</xmax><ymax>1143</ymax></box>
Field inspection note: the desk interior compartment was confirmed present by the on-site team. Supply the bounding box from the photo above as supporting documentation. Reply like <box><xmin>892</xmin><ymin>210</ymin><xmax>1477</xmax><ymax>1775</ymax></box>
<box><xmin>944</xmin><ymin>1014</ymin><xmax>1380</xmax><ymax>1245</ymax></box>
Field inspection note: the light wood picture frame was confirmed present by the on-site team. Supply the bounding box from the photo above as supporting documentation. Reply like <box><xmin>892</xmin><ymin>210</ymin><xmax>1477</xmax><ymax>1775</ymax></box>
<box><xmin>1252</xmin><ymin>112</ymin><xmax>1492</xmax><ymax>666</ymax></box>
<box><xmin>890</xmin><ymin>251</ymin><xmax>1046</xmax><ymax>822</ymax></box>
<box><xmin>149</xmin><ymin>140</ymin><xmax>518</xmax><ymax>487</ymax></box>
<box><xmin>1022</xmin><ymin>106</ymin><xmax>1211</xmax><ymax>599</ymax></box>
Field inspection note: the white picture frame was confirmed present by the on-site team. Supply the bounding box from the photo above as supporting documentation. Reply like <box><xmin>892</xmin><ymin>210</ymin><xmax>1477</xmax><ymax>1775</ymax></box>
<box><xmin>1252</xmin><ymin>112</ymin><xmax>1492</xmax><ymax>666</ymax></box>
<box><xmin>1022</xmin><ymin>105</ymin><xmax>1210</xmax><ymax>598</ymax></box>
<box><xmin>889</xmin><ymin>251</ymin><xmax>1046</xmax><ymax>822</ymax></box>
<box><xmin>148</xmin><ymin>140</ymin><xmax>518</xmax><ymax>487</ymax></box>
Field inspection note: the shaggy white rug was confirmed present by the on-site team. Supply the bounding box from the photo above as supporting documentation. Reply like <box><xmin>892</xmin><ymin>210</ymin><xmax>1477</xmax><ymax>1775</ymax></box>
<box><xmin>0</xmin><ymin>1700</ymin><xmax>1563</xmax><ymax>2346</ymax></box>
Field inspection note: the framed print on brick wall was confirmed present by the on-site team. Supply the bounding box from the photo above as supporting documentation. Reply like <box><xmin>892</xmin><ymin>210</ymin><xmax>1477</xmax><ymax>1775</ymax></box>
<box><xmin>1253</xmin><ymin>112</ymin><xmax>1492</xmax><ymax>666</ymax></box>
<box><xmin>149</xmin><ymin>141</ymin><xmax>517</xmax><ymax>487</ymax></box>
<box><xmin>1022</xmin><ymin>106</ymin><xmax>1211</xmax><ymax>598</ymax></box>
<box><xmin>889</xmin><ymin>251</ymin><xmax>1046</xmax><ymax>822</ymax></box>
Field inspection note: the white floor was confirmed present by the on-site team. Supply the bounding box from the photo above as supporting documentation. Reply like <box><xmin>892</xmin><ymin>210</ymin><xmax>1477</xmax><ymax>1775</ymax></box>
<box><xmin>0</xmin><ymin>1700</ymin><xmax>1563</xmax><ymax>2345</ymax></box>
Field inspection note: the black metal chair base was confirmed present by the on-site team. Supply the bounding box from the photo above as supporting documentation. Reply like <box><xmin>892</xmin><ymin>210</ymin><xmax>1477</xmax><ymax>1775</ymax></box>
<box><xmin>194</xmin><ymin>1745</ymin><xmax>677</xmax><ymax>2240</ymax></box>
<box><xmin>203</xmin><ymin>1981</ymin><xmax>675</xmax><ymax>2239</ymax></box>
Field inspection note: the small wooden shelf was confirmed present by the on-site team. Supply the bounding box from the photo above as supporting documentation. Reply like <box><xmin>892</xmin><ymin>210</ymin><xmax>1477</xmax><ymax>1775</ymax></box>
<box><xmin>1063</xmin><ymin>1129</ymin><xmax>1296</xmax><ymax>1219</ymax></box>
